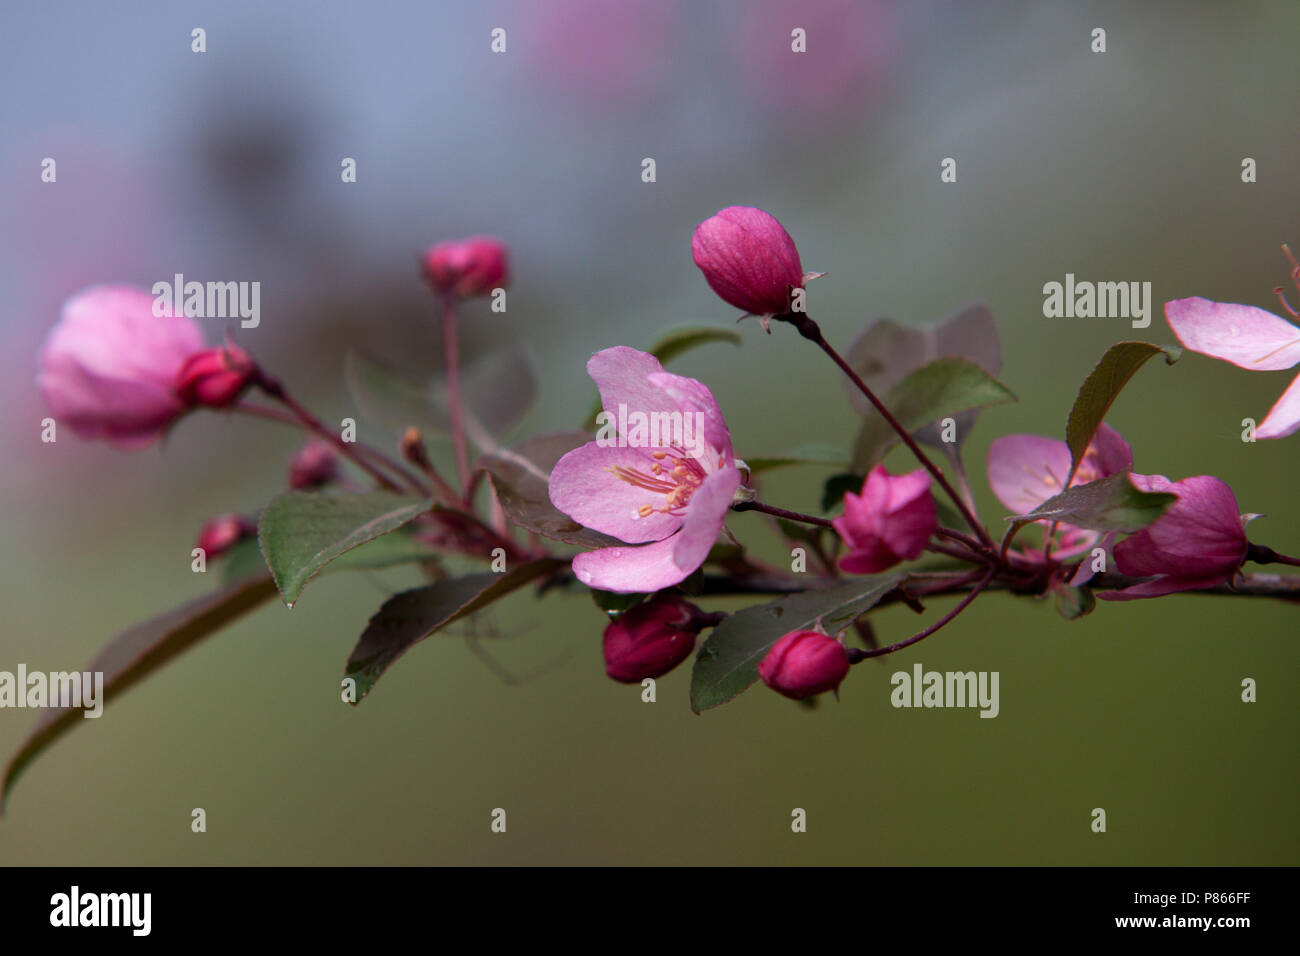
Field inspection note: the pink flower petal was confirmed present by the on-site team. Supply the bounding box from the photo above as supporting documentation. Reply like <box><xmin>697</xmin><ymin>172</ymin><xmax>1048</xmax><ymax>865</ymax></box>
<box><xmin>882</xmin><ymin>467</ymin><xmax>930</xmax><ymax>511</ymax></box>
<box><xmin>671</xmin><ymin>465</ymin><xmax>741</xmax><ymax>567</ymax></box>
<box><xmin>570</xmin><ymin>466</ymin><xmax>739</xmax><ymax>593</ymax></box>
<box><xmin>986</xmin><ymin>434</ymin><xmax>1073</xmax><ymax>513</ymax></box>
<box><xmin>586</xmin><ymin>347</ymin><xmax>677</xmax><ymax>440</ymax></box>
<box><xmin>1255</xmin><ymin>370</ymin><xmax>1300</xmax><ymax>439</ymax></box>
<box><xmin>1097</xmin><ymin>574</ymin><xmax>1230</xmax><ymax>601</ymax></box>
<box><xmin>645</xmin><ymin>370</ymin><xmax>733</xmax><ymax>464</ymax></box>
<box><xmin>1165</xmin><ymin>298</ymin><xmax>1300</xmax><ymax>371</ymax></box>
<box><xmin>548</xmin><ymin>441</ymin><xmax>686</xmax><ymax>544</ymax></box>
<box><xmin>1087</xmin><ymin>422</ymin><xmax>1134</xmax><ymax>476</ymax></box>
<box><xmin>1115</xmin><ymin>475</ymin><xmax>1245</xmax><ymax>577</ymax></box>
<box><xmin>52</xmin><ymin>285</ymin><xmax>204</xmax><ymax>385</ymax></box>
<box><xmin>837</xmin><ymin>539</ymin><xmax>898</xmax><ymax>575</ymax></box>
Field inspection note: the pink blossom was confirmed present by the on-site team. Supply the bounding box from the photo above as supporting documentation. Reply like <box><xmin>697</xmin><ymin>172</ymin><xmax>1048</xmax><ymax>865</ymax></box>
<box><xmin>1164</xmin><ymin>297</ymin><xmax>1300</xmax><ymax>439</ymax></box>
<box><xmin>602</xmin><ymin>593</ymin><xmax>709</xmax><ymax>683</ymax></box>
<box><xmin>421</xmin><ymin>237</ymin><xmax>508</xmax><ymax>299</ymax></box>
<box><xmin>692</xmin><ymin>206</ymin><xmax>803</xmax><ymax>317</ymax></box>
<box><xmin>758</xmin><ymin>630</ymin><xmax>850</xmax><ymax>700</ymax></box>
<box><xmin>549</xmin><ymin>347</ymin><xmax>740</xmax><ymax>593</ymax></box>
<box><xmin>986</xmin><ymin>423</ymin><xmax>1133</xmax><ymax>559</ymax></box>
<box><xmin>832</xmin><ymin>465</ymin><xmax>937</xmax><ymax>574</ymax></box>
<box><xmin>38</xmin><ymin>285</ymin><xmax>205</xmax><ymax>448</ymax></box>
<box><xmin>1100</xmin><ymin>474</ymin><xmax>1248</xmax><ymax>601</ymax></box>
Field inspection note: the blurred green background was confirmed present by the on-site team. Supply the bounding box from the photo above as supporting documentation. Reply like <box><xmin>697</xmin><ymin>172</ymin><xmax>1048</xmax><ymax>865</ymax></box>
<box><xmin>1</xmin><ymin>0</ymin><xmax>1297</xmax><ymax>864</ymax></box>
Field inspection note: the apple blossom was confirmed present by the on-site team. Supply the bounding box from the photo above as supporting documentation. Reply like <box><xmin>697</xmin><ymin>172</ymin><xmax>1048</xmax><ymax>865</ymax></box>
<box><xmin>1101</xmin><ymin>474</ymin><xmax>1248</xmax><ymax>600</ymax></box>
<box><xmin>1164</xmin><ymin>296</ymin><xmax>1300</xmax><ymax>439</ymax></box>
<box><xmin>37</xmin><ymin>285</ymin><xmax>205</xmax><ymax>448</ymax></box>
<box><xmin>832</xmin><ymin>465</ymin><xmax>938</xmax><ymax>574</ymax></box>
<box><xmin>549</xmin><ymin>347</ymin><xmax>741</xmax><ymax>593</ymax></box>
<box><xmin>986</xmin><ymin>423</ymin><xmax>1133</xmax><ymax>559</ymax></box>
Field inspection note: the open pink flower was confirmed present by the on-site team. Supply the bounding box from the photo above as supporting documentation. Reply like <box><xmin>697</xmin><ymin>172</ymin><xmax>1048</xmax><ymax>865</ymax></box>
<box><xmin>549</xmin><ymin>347</ymin><xmax>740</xmax><ymax>593</ymax></box>
<box><xmin>1100</xmin><ymin>474</ymin><xmax>1247</xmax><ymax>600</ymax></box>
<box><xmin>831</xmin><ymin>465</ymin><xmax>936</xmax><ymax>574</ymax></box>
<box><xmin>986</xmin><ymin>423</ymin><xmax>1133</xmax><ymax>559</ymax></box>
<box><xmin>38</xmin><ymin>285</ymin><xmax>205</xmax><ymax>448</ymax></box>
<box><xmin>1165</xmin><ymin>297</ymin><xmax>1300</xmax><ymax>439</ymax></box>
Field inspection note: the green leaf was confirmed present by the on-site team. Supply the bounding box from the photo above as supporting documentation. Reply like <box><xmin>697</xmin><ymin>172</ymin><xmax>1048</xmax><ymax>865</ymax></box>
<box><xmin>591</xmin><ymin>589</ymin><xmax>647</xmax><ymax>615</ymax></box>
<box><xmin>744</xmin><ymin>443</ymin><xmax>848</xmax><ymax>474</ymax></box>
<box><xmin>1065</xmin><ymin>341</ymin><xmax>1180</xmax><ymax>482</ymax></box>
<box><xmin>690</xmin><ymin>573</ymin><xmax>905</xmax><ymax>713</ymax></box>
<box><xmin>849</xmin><ymin>358</ymin><xmax>1017</xmax><ymax>472</ymax></box>
<box><xmin>821</xmin><ymin>472</ymin><xmax>862</xmax><ymax>512</ymax></box>
<box><xmin>221</xmin><ymin>530</ymin><xmax>436</xmax><ymax>586</ymax></box>
<box><xmin>775</xmin><ymin>518</ymin><xmax>825</xmax><ymax>546</ymax></box>
<box><xmin>845</xmin><ymin>305</ymin><xmax>1002</xmax><ymax>450</ymax></box>
<box><xmin>2</xmin><ymin>573</ymin><xmax>278</xmax><ymax>813</ymax></box>
<box><xmin>258</xmin><ymin>492</ymin><xmax>433</xmax><ymax>606</ymax></box>
<box><xmin>1006</xmin><ymin>471</ymin><xmax>1176</xmax><ymax>536</ymax></box>
<box><xmin>478</xmin><ymin>431</ymin><xmax>620</xmax><ymax>549</ymax></box>
<box><xmin>1053</xmin><ymin>583</ymin><xmax>1096</xmax><ymax>620</ymax></box>
<box><xmin>647</xmin><ymin>326</ymin><xmax>744</xmax><ymax>365</ymax></box>
<box><xmin>343</xmin><ymin>558</ymin><xmax>562</xmax><ymax>703</ymax></box>
<box><xmin>583</xmin><ymin>326</ymin><xmax>742</xmax><ymax>429</ymax></box>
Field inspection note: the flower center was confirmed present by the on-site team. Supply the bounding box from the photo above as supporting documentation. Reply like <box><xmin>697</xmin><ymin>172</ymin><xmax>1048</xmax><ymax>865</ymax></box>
<box><xmin>607</xmin><ymin>447</ymin><xmax>708</xmax><ymax>519</ymax></box>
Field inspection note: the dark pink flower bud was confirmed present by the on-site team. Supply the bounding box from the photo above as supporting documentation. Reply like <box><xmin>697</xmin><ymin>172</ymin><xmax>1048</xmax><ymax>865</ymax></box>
<box><xmin>38</xmin><ymin>285</ymin><xmax>206</xmax><ymax>448</ymax></box>
<box><xmin>758</xmin><ymin>630</ymin><xmax>850</xmax><ymax>700</ymax></box>
<box><xmin>289</xmin><ymin>440</ymin><xmax>340</xmax><ymax>490</ymax></box>
<box><xmin>195</xmin><ymin>514</ymin><xmax>257</xmax><ymax>560</ymax></box>
<box><xmin>1102</xmin><ymin>474</ymin><xmax>1248</xmax><ymax>600</ymax></box>
<box><xmin>832</xmin><ymin>465</ymin><xmax>937</xmax><ymax>574</ymax></box>
<box><xmin>175</xmin><ymin>343</ymin><xmax>255</xmax><ymax>408</ymax></box>
<box><xmin>602</xmin><ymin>594</ymin><xmax>709</xmax><ymax>683</ymax></box>
<box><xmin>692</xmin><ymin>206</ymin><xmax>804</xmax><ymax>316</ymax></box>
<box><xmin>421</xmin><ymin>237</ymin><xmax>509</xmax><ymax>299</ymax></box>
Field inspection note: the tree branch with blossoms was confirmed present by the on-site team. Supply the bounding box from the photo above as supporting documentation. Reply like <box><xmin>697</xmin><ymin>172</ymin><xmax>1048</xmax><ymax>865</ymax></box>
<box><xmin>6</xmin><ymin>208</ymin><xmax>1299</xmax><ymax>812</ymax></box>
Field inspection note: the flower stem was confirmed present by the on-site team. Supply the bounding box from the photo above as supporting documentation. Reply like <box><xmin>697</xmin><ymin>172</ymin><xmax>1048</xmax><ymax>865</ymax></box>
<box><xmin>439</xmin><ymin>294</ymin><xmax>473</xmax><ymax>495</ymax></box>
<box><xmin>849</xmin><ymin>567</ymin><xmax>995</xmax><ymax>661</ymax></box>
<box><xmin>785</xmin><ymin>313</ymin><xmax>994</xmax><ymax>549</ymax></box>
<box><xmin>1246</xmin><ymin>543</ymin><xmax>1300</xmax><ymax>567</ymax></box>
<box><xmin>248</xmin><ymin>373</ymin><xmax>408</xmax><ymax>494</ymax></box>
<box><xmin>399</xmin><ymin>427</ymin><xmax>463</xmax><ymax>506</ymax></box>
<box><xmin>731</xmin><ymin>500</ymin><xmax>833</xmax><ymax>528</ymax></box>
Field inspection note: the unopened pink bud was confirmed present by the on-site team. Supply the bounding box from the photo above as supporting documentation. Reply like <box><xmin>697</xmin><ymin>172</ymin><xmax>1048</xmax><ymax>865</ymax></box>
<box><xmin>176</xmin><ymin>343</ymin><xmax>255</xmax><ymax>408</ymax></box>
<box><xmin>691</xmin><ymin>206</ymin><xmax>804</xmax><ymax>316</ymax></box>
<box><xmin>289</xmin><ymin>440</ymin><xmax>340</xmax><ymax>490</ymax></box>
<box><xmin>758</xmin><ymin>630</ymin><xmax>850</xmax><ymax>700</ymax></box>
<box><xmin>602</xmin><ymin>594</ymin><xmax>708</xmax><ymax>683</ymax></box>
<box><xmin>195</xmin><ymin>514</ymin><xmax>256</xmax><ymax>559</ymax></box>
<box><xmin>421</xmin><ymin>237</ymin><xmax>509</xmax><ymax>299</ymax></box>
